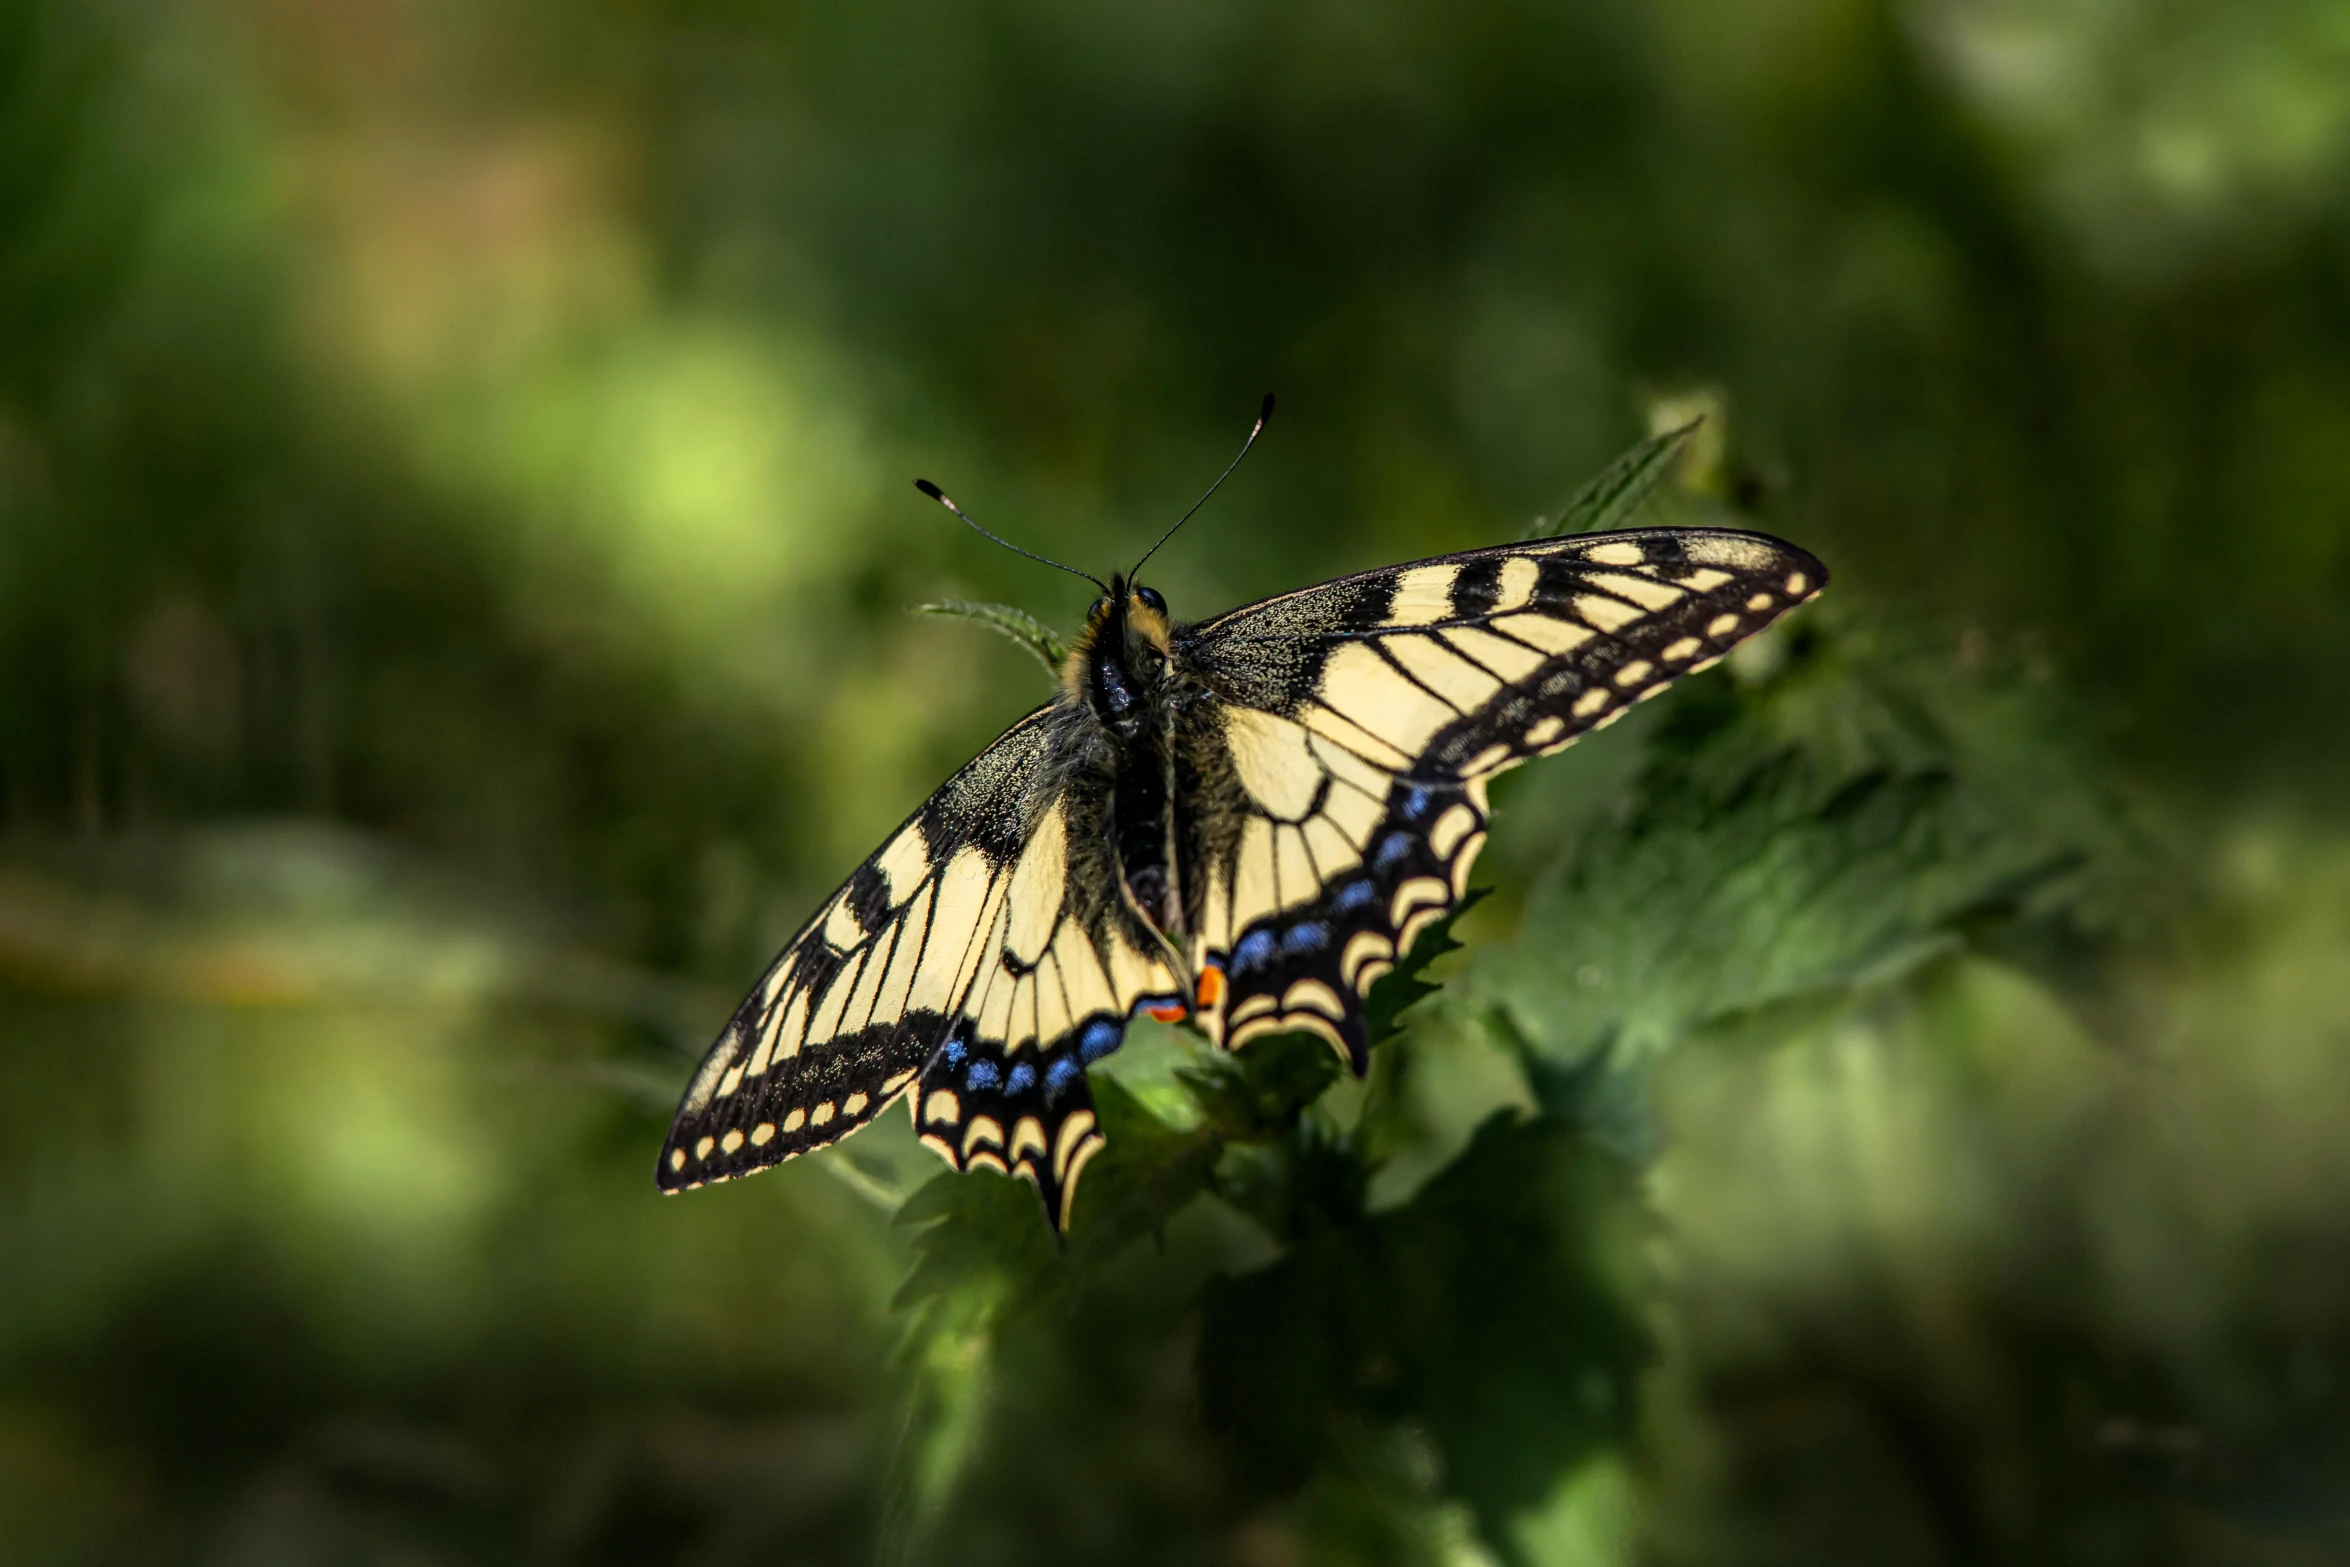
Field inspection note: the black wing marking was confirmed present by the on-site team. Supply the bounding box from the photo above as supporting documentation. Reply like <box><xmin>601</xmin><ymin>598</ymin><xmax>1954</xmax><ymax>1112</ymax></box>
<box><xmin>658</xmin><ymin>706</ymin><xmax>1188</xmax><ymax>1230</ymax></box>
<box><xmin>1174</xmin><ymin>526</ymin><xmax>1827</xmax><ymax>1068</ymax></box>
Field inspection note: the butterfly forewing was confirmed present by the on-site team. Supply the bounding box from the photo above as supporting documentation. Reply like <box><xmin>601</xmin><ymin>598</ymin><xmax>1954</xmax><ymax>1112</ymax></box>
<box><xmin>1176</xmin><ymin>526</ymin><xmax>1826</xmax><ymax>1065</ymax></box>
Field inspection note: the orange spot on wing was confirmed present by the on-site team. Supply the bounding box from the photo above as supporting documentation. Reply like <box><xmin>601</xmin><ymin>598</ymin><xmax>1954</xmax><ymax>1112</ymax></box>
<box><xmin>1145</xmin><ymin>1001</ymin><xmax>1185</xmax><ymax>1023</ymax></box>
<box><xmin>1195</xmin><ymin>968</ymin><xmax>1225</xmax><ymax>1009</ymax></box>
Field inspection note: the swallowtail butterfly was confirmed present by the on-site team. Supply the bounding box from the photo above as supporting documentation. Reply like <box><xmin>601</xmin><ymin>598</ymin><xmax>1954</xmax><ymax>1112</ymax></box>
<box><xmin>659</xmin><ymin>406</ymin><xmax>1826</xmax><ymax>1229</ymax></box>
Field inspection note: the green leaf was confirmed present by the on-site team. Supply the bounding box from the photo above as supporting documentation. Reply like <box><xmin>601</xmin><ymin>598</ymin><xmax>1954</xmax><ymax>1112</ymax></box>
<box><xmin>1197</xmin><ymin>1111</ymin><xmax>1652</xmax><ymax>1560</ymax></box>
<box><xmin>891</xmin><ymin>1166</ymin><xmax>1058</xmax><ymax>1315</ymax></box>
<box><xmin>876</xmin><ymin>1269</ymin><xmax>1001</xmax><ymax>1567</ymax></box>
<box><xmin>878</xmin><ymin>880</ymin><xmax>1505</xmax><ymax>1535</ymax></box>
<box><xmin>1522</xmin><ymin>419</ymin><xmax>1701</xmax><ymax>540</ymax></box>
<box><xmin>1472</xmin><ymin>618</ymin><xmax>2122</xmax><ymax>1152</ymax></box>
<box><xmin>911</xmin><ymin>599</ymin><xmax>1070</xmax><ymax>677</ymax></box>
<box><xmin>1062</xmin><ymin>1073</ymin><xmax>1223</xmax><ymax>1260</ymax></box>
<box><xmin>1171</xmin><ymin>891</ymin><xmax>1490</xmax><ymax>1240</ymax></box>
<box><xmin>1176</xmin><ymin>1030</ymin><xmax>1344</xmax><ymax>1145</ymax></box>
<box><xmin>879</xmin><ymin>1076</ymin><xmax>1222</xmax><ymax>1559</ymax></box>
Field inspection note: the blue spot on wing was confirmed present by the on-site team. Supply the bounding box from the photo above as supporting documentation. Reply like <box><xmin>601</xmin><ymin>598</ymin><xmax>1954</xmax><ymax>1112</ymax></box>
<box><xmin>942</xmin><ymin>1037</ymin><xmax>968</xmax><ymax>1066</ymax></box>
<box><xmin>1045</xmin><ymin>1056</ymin><xmax>1082</xmax><ymax>1102</ymax></box>
<box><xmin>1079</xmin><ymin>1017</ymin><xmax>1123</xmax><ymax>1063</ymax></box>
<box><xmin>1282</xmin><ymin>921</ymin><xmax>1331</xmax><ymax>957</ymax></box>
<box><xmin>1005</xmin><ymin>1061</ymin><xmax>1036</xmax><ymax>1095</ymax></box>
<box><xmin>1399</xmin><ymin>786</ymin><xmax>1433</xmax><ymax>821</ymax></box>
<box><xmin>1374</xmin><ymin>831</ymin><xmax>1417</xmax><ymax>871</ymax></box>
<box><xmin>965</xmin><ymin>1059</ymin><xmax>1000</xmax><ymax>1092</ymax></box>
<box><xmin>1332</xmin><ymin>878</ymin><xmax>1377</xmax><ymax>915</ymax></box>
<box><xmin>1233</xmin><ymin>928</ymin><xmax>1277</xmax><ymax>974</ymax></box>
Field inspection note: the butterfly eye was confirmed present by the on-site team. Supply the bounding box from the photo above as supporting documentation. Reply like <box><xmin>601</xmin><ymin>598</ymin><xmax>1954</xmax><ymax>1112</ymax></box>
<box><xmin>1133</xmin><ymin>585</ymin><xmax>1167</xmax><ymax>615</ymax></box>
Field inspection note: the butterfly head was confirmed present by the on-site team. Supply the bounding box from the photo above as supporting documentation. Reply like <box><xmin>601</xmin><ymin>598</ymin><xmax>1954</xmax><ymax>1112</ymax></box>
<box><xmin>1066</xmin><ymin>573</ymin><xmax>1175</xmax><ymax>738</ymax></box>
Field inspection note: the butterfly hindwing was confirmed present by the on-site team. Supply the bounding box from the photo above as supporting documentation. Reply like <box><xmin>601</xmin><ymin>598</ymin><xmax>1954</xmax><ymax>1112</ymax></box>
<box><xmin>1176</xmin><ymin>525</ymin><xmax>1826</xmax><ymax>1065</ymax></box>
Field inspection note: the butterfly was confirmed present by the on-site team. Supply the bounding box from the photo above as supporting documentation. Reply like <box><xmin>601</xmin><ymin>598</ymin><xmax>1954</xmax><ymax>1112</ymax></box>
<box><xmin>658</xmin><ymin>403</ymin><xmax>1826</xmax><ymax>1230</ymax></box>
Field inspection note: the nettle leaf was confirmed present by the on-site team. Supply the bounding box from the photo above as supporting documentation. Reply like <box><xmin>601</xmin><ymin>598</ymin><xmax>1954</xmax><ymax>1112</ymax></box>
<box><xmin>1174</xmin><ymin>1031</ymin><xmax>1359</xmax><ymax>1242</ymax></box>
<box><xmin>877</xmin><ymin>1264</ymin><xmax>1001</xmax><ymax>1567</ymax></box>
<box><xmin>911</xmin><ymin>599</ymin><xmax>1069</xmax><ymax>677</ymax></box>
<box><xmin>882</xmin><ymin>1077</ymin><xmax>1220</xmax><ymax>1560</ymax></box>
<box><xmin>1210</xmin><ymin>1102</ymin><xmax>1370</xmax><ymax>1244</ymax></box>
<box><xmin>1471</xmin><ymin>615</ymin><xmax>2123</xmax><ymax>1151</ymax></box>
<box><xmin>1176</xmin><ymin>1030</ymin><xmax>1343</xmax><ymax>1145</ymax></box>
<box><xmin>1062</xmin><ymin>1074</ymin><xmax>1224</xmax><ymax>1257</ymax></box>
<box><xmin>1178</xmin><ymin>892</ymin><xmax>1489</xmax><ymax>1241</ymax></box>
<box><xmin>1198</xmin><ymin>1112</ymin><xmax>1651</xmax><ymax>1560</ymax></box>
<box><xmin>891</xmin><ymin>1166</ymin><xmax>1058</xmax><ymax>1316</ymax></box>
<box><xmin>881</xmin><ymin>1010</ymin><xmax>1464</xmax><ymax>1554</ymax></box>
<box><xmin>1522</xmin><ymin>419</ymin><xmax>1699</xmax><ymax>540</ymax></box>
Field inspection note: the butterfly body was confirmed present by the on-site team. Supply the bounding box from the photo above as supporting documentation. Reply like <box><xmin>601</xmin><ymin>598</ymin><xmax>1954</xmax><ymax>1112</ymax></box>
<box><xmin>660</xmin><ymin>519</ymin><xmax>1825</xmax><ymax>1230</ymax></box>
<box><xmin>1062</xmin><ymin>577</ymin><xmax>1188</xmax><ymax>950</ymax></box>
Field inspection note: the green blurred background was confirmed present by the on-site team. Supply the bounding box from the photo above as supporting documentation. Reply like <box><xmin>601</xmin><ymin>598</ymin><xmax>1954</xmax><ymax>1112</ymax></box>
<box><xmin>4</xmin><ymin>0</ymin><xmax>2349</xmax><ymax>1562</ymax></box>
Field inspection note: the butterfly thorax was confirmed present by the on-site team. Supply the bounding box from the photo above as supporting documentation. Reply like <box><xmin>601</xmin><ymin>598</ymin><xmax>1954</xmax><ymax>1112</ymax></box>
<box><xmin>1062</xmin><ymin>574</ymin><xmax>1189</xmax><ymax>940</ymax></box>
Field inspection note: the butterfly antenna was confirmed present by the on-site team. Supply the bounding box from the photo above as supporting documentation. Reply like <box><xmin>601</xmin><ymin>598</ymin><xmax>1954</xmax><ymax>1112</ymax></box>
<box><xmin>1130</xmin><ymin>392</ymin><xmax>1275</xmax><ymax>578</ymax></box>
<box><xmin>914</xmin><ymin>480</ymin><xmax>1108</xmax><ymax>592</ymax></box>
